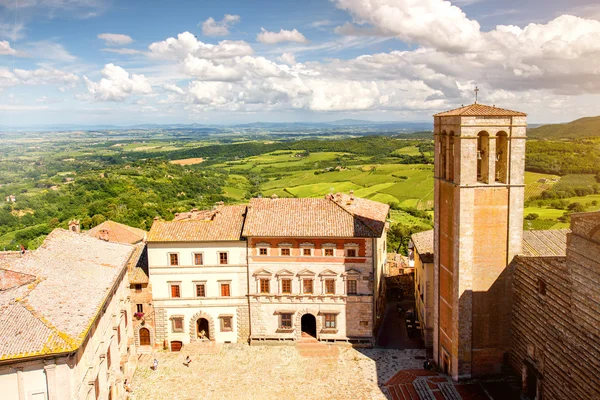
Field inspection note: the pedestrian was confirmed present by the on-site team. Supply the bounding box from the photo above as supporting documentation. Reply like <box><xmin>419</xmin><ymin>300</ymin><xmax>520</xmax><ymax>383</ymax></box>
<box><xmin>184</xmin><ymin>355</ymin><xmax>192</xmax><ymax>367</ymax></box>
<box><xmin>153</xmin><ymin>358</ymin><xmax>158</xmax><ymax>371</ymax></box>
<box><xmin>124</xmin><ymin>379</ymin><xmax>132</xmax><ymax>392</ymax></box>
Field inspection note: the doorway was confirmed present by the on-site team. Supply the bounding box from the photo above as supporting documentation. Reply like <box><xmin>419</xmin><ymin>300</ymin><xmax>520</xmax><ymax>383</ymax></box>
<box><xmin>170</xmin><ymin>341</ymin><xmax>182</xmax><ymax>352</ymax></box>
<box><xmin>139</xmin><ymin>328</ymin><xmax>151</xmax><ymax>346</ymax></box>
<box><xmin>525</xmin><ymin>365</ymin><xmax>538</xmax><ymax>399</ymax></box>
<box><xmin>301</xmin><ymin>314</ymin><xmax>317</xmax><ymax>337</ymax></box>
<box><xmin>197</xmin><ymin>318</ymin><xmax>210</xmax><ymax>339</ymax></box>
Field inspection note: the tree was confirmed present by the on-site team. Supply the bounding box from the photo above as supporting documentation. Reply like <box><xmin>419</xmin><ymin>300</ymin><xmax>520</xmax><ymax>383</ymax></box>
<box><xmin>568</xmin><ymin>202</ymin><xmax>586</xmax><ymax>213</ymax></box>
<box><xmin>91</xmin><ymin>214</ymin><xmax>106</xmax><ymax>227</ymax></box>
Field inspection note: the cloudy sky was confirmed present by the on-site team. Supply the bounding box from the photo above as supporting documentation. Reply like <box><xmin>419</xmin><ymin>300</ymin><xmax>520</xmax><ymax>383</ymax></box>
<box><xmin>1</xmin><ymin>0</ymin><xmax>600</xmax><ymax>126</ymax></box>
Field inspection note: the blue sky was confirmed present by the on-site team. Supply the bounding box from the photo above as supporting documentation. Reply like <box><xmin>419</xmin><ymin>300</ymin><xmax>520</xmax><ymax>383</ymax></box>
<box><xmin>1</xmin><ymin>0</ymin><xmax>600</xmax><ymax>126</ymax></box>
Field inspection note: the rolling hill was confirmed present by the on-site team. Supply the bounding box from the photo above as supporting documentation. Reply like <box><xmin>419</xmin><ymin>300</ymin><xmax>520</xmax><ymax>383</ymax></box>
<box><xmin>528</xmin><ymin>116</ymin><xmax>600</xmax><ymax>139</ymax></box>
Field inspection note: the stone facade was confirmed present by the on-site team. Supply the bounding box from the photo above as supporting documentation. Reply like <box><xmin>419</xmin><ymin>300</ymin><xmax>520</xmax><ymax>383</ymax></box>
<box><xmin>413</xmin><ymin>249</ymin><xmax>434</xmax><ymax>348</ymax></box>
<box><xmin>147</xmin><ymin>241</ymin><xmax>248</xmax><ymax>347</ymax></box>
<box><xmin>247</xmin><ymin>236</ymin><xmax>385</xmax><ymax>345</ymax></box>
<box><xmin>511</xmin><ymin>212</ymin><xmax>600</xmax><ymax>400</ymax></box>
<box><xmin>433</xmin><ymin>106</ymin><xmax>527</xmax><ymax>380</ymax></box>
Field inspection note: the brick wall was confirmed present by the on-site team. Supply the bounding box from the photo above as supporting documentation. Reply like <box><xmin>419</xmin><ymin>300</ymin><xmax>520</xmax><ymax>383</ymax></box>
<box><xmin>511</xmin><ymin>217</ymin><xmax>600</xmax><ymax>399</ymax></box>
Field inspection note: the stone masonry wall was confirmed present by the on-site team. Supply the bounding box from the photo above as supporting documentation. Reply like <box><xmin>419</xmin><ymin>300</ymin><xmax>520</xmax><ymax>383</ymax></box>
<box><xmin>511</xmin><ymin>252</ymin><xmax>600</xmax><ymax>399</ymax></box>
<box><xmin>237</xmin><ymin>305</ymin><xmax>250</xmax><ymax>343</ymax></box>
<box><xmin>154</xmin><ymin>307</ymin><xmax>168</xmax><ymax>347</ymax></box>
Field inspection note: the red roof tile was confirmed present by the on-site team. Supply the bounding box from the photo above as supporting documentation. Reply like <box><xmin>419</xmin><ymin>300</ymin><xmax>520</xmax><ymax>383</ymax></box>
<box><xmin>87</xmin><ymin>220</ymin><xmax>147</xmax><ymax>244</ymax></box>
<box><xmin>242</xmin><ymin>194</ymin><xmax>389</xmax><ymax>238</ymax></box>
<box><xmin>147</xmin><ymin>205</ymin><xmax>246</xmax><ymax>242</ymax></box>
<box><xmin>434</xmin><ymin>103</ymin><xmax>526</xmax><ymax>117</ymax></box>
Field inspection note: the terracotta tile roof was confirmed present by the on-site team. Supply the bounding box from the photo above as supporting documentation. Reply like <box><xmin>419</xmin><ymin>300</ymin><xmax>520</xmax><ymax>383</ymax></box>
<box><xmin>86</xmin><ymin>220</ymin><xmax>147</xmax><ymax>244</ymax></box>
<box><xmin>434</xmin><ymin>103</ymin><xmax>527</xmax><ymax>117</ymax></box>
<box><xmin>128</xmin><ymin>244</ymin><xmax>149</xmax><ymax>285</ymax></box>
<box><xmin>242</xmin><ymin>194</ymin><xmax>389</xmax><ymax>238</ymax></box>
<box><xmin>0</xmin><ymin>229</ymin><xmax>135</xmax><ymax>361</ymax></box>
<box><xmin>522</xmin><ymin>229</ymin><xmax>569</xmax><ymax>257</ymax></box>
<box><xmin>411</xmin><ymin>230</ymin><xmax>434</xmax><ymax>263</ymax></box>
<box><xmin>410</xmin><ymin>229</ymin><xmax>569</xmax><ymax>259</ymax></box>
<box><xmin>147</xmin><ymin>205</ymin><xmax>246</xmax><ymax>242</ymax></box>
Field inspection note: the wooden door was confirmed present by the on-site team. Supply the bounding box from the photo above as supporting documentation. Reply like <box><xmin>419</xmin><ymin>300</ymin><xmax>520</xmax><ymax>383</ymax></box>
<box><xmin>171</xmin><ymin>341</ymin><xmax>182</xmax><ymax>352</ymax></box>
<box><xmin>139</xmin><ymin>328</ymin><xmax>151</xmax><ymax>346</ymax></box>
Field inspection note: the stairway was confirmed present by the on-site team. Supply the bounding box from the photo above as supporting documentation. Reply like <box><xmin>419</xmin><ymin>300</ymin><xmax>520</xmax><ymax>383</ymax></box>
<box><xmin>296</xmin><ymin>334</ymin><xmax>338</xmax><ymax>358</ymax></box>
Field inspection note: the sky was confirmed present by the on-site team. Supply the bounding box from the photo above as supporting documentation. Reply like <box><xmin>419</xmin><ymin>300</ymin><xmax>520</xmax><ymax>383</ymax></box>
<box><xmin>1</xmin><ymin>0</ymin><xmax>600</xmax><ymax>126</ymax></box>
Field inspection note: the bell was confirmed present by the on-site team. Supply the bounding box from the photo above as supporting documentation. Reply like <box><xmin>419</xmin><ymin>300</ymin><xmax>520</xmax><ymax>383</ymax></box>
<box><xmin>477</xmin><ymin>151</ymin><xmax>482</xmax><ymax>160</ymax></box>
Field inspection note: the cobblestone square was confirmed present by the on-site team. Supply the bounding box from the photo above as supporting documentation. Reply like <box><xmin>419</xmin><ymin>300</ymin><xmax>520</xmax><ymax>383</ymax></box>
<box><xmin>130</xmin><ymin>344</ymin><xmax>426</xmax><ymax>400</ymax></box>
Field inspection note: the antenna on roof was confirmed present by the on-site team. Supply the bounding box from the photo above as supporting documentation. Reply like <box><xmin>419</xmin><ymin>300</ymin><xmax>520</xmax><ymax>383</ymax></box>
<box><xmin>474</xmin><ymin>86</ymin><xmax>479</xmax><ymax>104</ymax></box>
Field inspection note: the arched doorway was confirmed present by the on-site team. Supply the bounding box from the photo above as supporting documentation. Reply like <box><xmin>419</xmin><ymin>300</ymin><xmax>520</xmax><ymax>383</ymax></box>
<box><xmin>301</xmin><ymin>314</ymin><xmax>316</xmax><ymax>337</ymax></box>
<box><xmin>197</xmin><ymin>318</ymin><xmax>210</xmax><ymax>339</ymax></box>
<box><xmin>139</xmin><ymin>327</ymin><xmax>151</xmax><ymax>346</ymax></box>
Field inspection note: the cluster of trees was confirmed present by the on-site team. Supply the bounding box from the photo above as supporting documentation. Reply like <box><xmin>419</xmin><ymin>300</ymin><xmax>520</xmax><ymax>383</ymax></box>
<box><xmin>0</xmin><ymin>160</ymin><xmax>232</xmax><ymax>249</ymax></box>
<box><xmin>526</xmin><ymin>140</ymin><xmax>600</xmax><ymax>175</ymax></box>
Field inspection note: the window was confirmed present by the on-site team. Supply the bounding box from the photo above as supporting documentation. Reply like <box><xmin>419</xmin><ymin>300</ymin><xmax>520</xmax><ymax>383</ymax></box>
<box><xmin>220</xmin><ymin>283</ymin><xmax>231</xmax><ymax>297</ymax></box>
<box><xmin>440</xmin><ymin>132</ymin><xmax>447</xmax><ymax>178</ymax></box>
<box><xmin>281</xmin><ymin>313</ymin><xmax>292</xmax><ymax>329</ymax></box>
<box><xmin>219</xmin><ymin>252</ymin><xmax>228</xmax><ymax>265</ymax></box>
<box><xmin>303</xmin><ymin>279</ymin><xmax>313</xmax><ymax>294</ymax></box>
<box><xmin>496</xmin><ymin>132</ymin><xmax>508</xmax><ymax>183</ymax></box>
<box><xmin>537</xmin><ymin>278</ymin><xmax>547</xmax><ymax>296</ymax></box>
<box><xmin>260</xmin><ymin>279</ymin><xmax>270</xmax><ymax>294</ymax></box>
<box><xmin>346</xmin><ymin>248</ymin><xmax>356</xmax><ymax>257</ymax></box>
<box><xmin>195</xmin><ymin>284</ymin><xmax>206</xmax><ymax>297</ymax></box>
<box><xmin>220</xmin><ymin>316</ymin><xmax>232</xmax><ymax>332</ymax></box>
<box><xmin>134</xmin><ymin>284</ymin><xmax>142</xmax><ymax>292</ymax></box>
<box><xmin>172</xmin><ymin>317</ymin><xmax>184</xmax><ymax>333</ymax></box>
<box><xmin>477</xmin><ymin>131</ymin><xmax>490</xmax><ymax>183</ymax></box>
<box><xmin>347</xmin><ymin>280</ymin><xmax>357</xmax><ymax>295</ymax></box>
<box><xmin>447</xmin><ymin>133</ymin><xmax>455</xmax><ymax>181</ymax></box>
<box><xmin>281</xmin><ymin>279</ymin><xmax>292</xmax><ymax>294</ymax></box>
<box><xmin>193</xmin><ymin>253</ymin><xmax>203</xmax><ymax>266</ymax></box>
<box><xmin>281</xmin><ymin>248</ymin><xmax>291</xmax><ymax>256</ymax></box>
<box><xmin>324</xmin><ymin>314</ymin><xmax>336</xmax><ymax>329</ymax></box>
<box><xmin>303</xmin><ymin>248</ymin><xmax>311</xmax><ymax>256</ymax></box>
<box><xmin>259</xmin><ymin>248</ymin><xmax>268</xmax><ymax>255</ymax></box>
<box><xmin>325</xmin><ymin>279</ymin><xmax>335</xmax><ymax>295</ymax></box>
<box><xmin>324</xmin><ymin>248</ymin><xmax>334</xmax><ymax>257</ymax></box>
<box><xmin>169</xmin><ymin>253</ymin><xmax>179</xmax><ymax>266</ymax></box>
<box><xmin>170</xmin><ymin>284</ymin><xmax>181</xmax><ymax>298</ymax></box>
<box><xmin>136</xmin><ymin>304</ymin><xmax>143</xmax><ymax>313</ymax></box>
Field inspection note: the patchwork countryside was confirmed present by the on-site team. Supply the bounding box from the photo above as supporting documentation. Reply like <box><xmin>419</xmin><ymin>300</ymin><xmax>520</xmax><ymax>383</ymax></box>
<box><xmin>1</xmin><ymin>1</ymin><xmax>600</xmax><ymax>400</ymax></box>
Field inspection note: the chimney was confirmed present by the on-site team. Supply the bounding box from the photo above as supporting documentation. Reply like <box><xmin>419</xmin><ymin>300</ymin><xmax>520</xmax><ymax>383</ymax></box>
<box><xmin>349</xmin><ymin>190</ymin><xmax>355</xmax><ymax>200</ymax></box>
<box><xmin>325</xmin><ymin>193</ymin><xmax>334</xmax><ymax>201</ymax></box>
<box><xmin>99</xmin><ymin>229</ymin><xmax>109</xmax><ymax>241</ymax></box>
<box><xmin>68</xmin><ymin>220</ymin><xmax>80</xmax><ymax>233</ymax></box>
<box><xmin>271</xmin><ymin>194</ymin><xmax>278</xmax><ymax>200</ymax></box>
<box><xmin>335</xmin><ymin>192</ymin><xmax>342</xmax><ymax>202</ymax></box>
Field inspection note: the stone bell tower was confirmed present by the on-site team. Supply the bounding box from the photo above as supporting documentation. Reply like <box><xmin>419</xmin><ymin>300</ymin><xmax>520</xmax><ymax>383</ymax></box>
<box><xmin>432</xmin><ymin>103</ymin><xmax>527</xmax><ymax>380</ymax></box>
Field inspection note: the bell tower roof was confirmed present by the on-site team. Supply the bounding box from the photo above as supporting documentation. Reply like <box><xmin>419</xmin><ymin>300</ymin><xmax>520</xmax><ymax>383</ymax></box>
<box><xmin>434</xmin><ymin>103</ymin><xmax>527</xmax><ymax>117</ymax></box>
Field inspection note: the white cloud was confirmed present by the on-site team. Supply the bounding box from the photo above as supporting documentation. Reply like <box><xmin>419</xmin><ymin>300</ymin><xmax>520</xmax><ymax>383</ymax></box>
<box><xmin>311</xmin><ymin>20</ymin><xmax>335</xmax><ymax>28</ymax></box>
<box><xmin>0</xmin><ymin>40</ymin><xmax>17</xmax><ymax>55</ymax></box>
<box><xmin>148</xmin><ymin>32</ymin><xmax>253</xmax><ymax>60</ymax></box>
<box><xmin>83</xmin><ymin>63</ymin><xmax>152</xmax><ymax>101</ymax></box>
<box><xmin>201</xmin><ymin>14</ymin><xmax>241</xmax><ymax>36</ymax></box>
<box><xmin>98</xmin><ymin>33</ymin><xmax>133</xmax><ymax>46</ymax></box>
<box><xmin>0</xmin><ymin>66</ymin><xmax>79</xmax><ymax>91</ymax></box>
<box><xmin>257</xmin><ymin>28</ymin><xmax>308</xmax><ymax>44</ymax></box>
<box><xmin>278</xmin><ymin>52</ymin><xmax>296</xmax><ymax>65</ymax></box>
<box><xmin>26</xmin><ymin>40</ymin><xmax>77</xmax><ymax>62</ymax></box>
<box><xmin>102</xmin><ymin>48</ymin><xmax>142</xmax><ymax>55</ymax></box>
<box><xmin>163</xmin><ymin>84</ymin><xmax>184</xmax><ymax>95</ymax></box>
<box><xmin>0</xmin><ymin>21</ymin><xmax>25</xmax><ymax>41</ymax></box>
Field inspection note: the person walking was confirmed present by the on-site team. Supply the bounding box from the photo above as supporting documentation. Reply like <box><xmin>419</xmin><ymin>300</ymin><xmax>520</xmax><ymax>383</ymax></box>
<box><xmin>153</xmin><ymin>358</ymin><xmax>158</xmax><ymax>371</ymax></box>
<box><xmin>184</xmin><ymin>355</ymin><xmax>192</xmax><ymax>367</ymax></box>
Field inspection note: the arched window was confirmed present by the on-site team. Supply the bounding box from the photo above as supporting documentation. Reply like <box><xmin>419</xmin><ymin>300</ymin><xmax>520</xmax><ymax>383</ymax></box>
<box><xmin>477</xmin><ymin>132</ymin><xmax>489</xmax><ymax>183</ymax></box>
<box><xmin>440</xmin><ymin>131</ymin><xmax>447</xmax><ymax>178</ymax></box>
<box><xmin>447</xmin><ymin>132</ymin><xmax>455</xmax><ymax>182</ymax></box>
<box><xmin>495</xmin><ymin>132</ymin><xmax>508</xmax><ymax>183</ymax></box>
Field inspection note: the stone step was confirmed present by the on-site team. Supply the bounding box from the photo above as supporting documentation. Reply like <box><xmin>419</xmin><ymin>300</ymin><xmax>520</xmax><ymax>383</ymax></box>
<box><xmin>437</xmin><ymin>382</ymin><xmax>462</xmax><ymax>400</ymax></box>
<box><xmin>413</xmin><ymin>380</ymin><xmax>435</xmax><ymax>400</ymax></box>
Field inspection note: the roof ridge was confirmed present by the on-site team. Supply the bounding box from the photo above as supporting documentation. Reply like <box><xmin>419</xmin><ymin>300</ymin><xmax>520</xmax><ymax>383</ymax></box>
<box><xmin>328</xmin><ymin>197</ymin><xmax>379</xmax><ymax>235</ymax></box>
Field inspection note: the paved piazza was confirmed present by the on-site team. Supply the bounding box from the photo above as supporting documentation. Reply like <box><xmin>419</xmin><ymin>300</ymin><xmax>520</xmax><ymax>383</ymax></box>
<box><xmin>130</xmin><ymin>344</ymin><xmax>425</xmax><ymax>400</ymax></box>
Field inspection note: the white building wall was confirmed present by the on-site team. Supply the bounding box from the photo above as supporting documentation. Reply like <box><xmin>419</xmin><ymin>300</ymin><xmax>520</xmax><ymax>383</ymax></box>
<box><xmin>148</xmin><ymin>241</ymin><xmax>248</xmax><ymax>345</ymax></box>
<box><xmin>0</xmin><ymin>267</ymin><xmax>134</xmax><ymax>400</ymax></box>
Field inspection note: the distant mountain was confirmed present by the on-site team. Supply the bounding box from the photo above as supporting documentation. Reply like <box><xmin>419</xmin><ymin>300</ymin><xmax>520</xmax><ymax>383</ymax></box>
<box><xmin>528</xmin><ymin>116</ymin><xmax>600</xmax><ymax>139</ymax></box>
